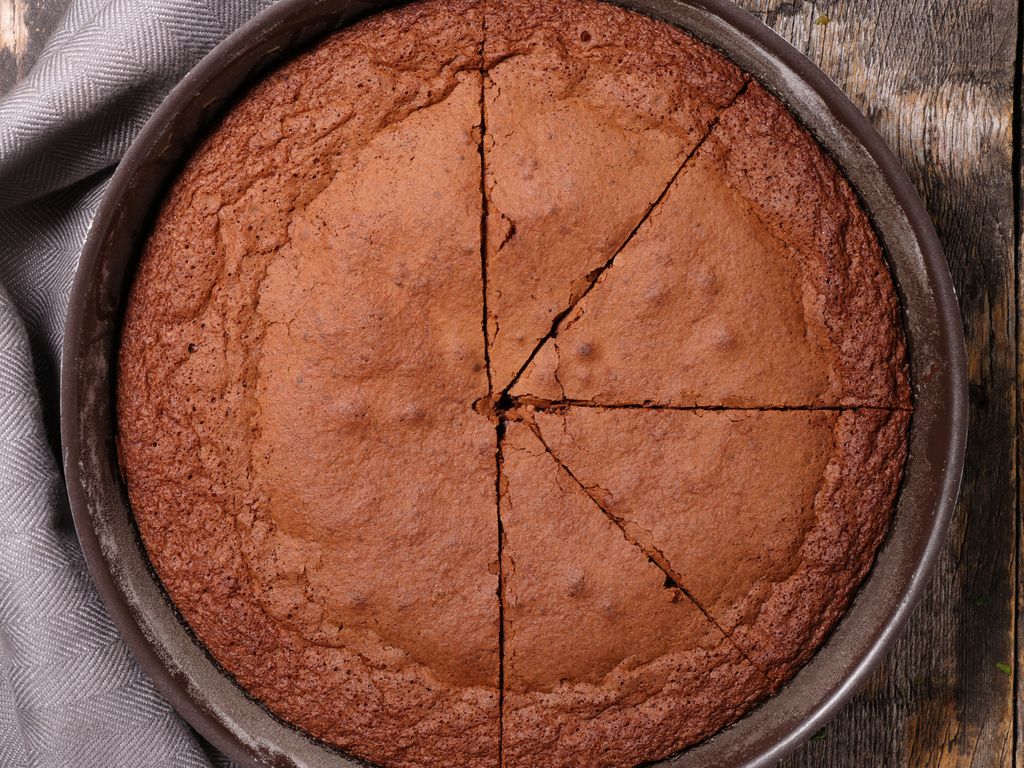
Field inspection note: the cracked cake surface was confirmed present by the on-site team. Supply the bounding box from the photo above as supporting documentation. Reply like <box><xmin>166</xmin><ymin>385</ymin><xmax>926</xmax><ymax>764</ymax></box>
<box><xmin>531</xmin><ymin>407</ymin><xmax>910</xmax><ymax>686</ymax></box>
<box><xmin>482</xmin><ymin>0</ymin><xmax>747</xmax><ymax>391</ymax></box>
<box><xmin>500</xmin><ymin>420</ymin><xmax>767</xmax><ymax>768</ymax></box>
<box><xmin>118</xmin><ymin>4</ymin><xmax>499</xmax><ymax>767</ymax></box>
<box><xmin>117</xmin><ymin>0</ymin><xmax>912</xmax><ymax>767</ymax></box>
<box><xmin>512</xmin><ymin>83</ymin><xmax>911</xmax><ymax>408</ymax></box>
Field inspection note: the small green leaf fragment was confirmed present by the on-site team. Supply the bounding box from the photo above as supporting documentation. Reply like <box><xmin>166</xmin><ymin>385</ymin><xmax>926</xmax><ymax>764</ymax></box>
<box><xmin>815</xmin><ymin>13</ymin><xmax>830</xmax><ymax>26</ymax></box>
<box><xmin>811</xmin><ymin>729</ymin><xmax>828</xmax><ymax>742</ymax></box>
<box><xmin>974</xmin><ymin>594</ymin><xmax>990</xmax><ymax>606</ymax></box>
<box><xmin>996</xmin><ymin>662</ymin><xmax>1012</xmax><ymax>676</ymax></box>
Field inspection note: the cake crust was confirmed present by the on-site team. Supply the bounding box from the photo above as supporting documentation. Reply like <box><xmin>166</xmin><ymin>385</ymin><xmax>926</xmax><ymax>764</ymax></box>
<box><xmin>118</xmin><ymin>4</ymin><xmax>500</xmax><ymax>766</ymax></box>
<box><xmin>513</xmin><ymin>82</ymin><xmax>911</xmax><ymax>408</ymax></box>
<box><xmin>117</xmin><ymin>1</ymin><xmax>912</xmax><ymax>766</ymax></box>
<box><xmin>483</xmin><ymin>0</ymin><xmax>747</xmax><ymax>391</ymax></box>
<box><xmin>501</xmin><ymin>421</ymin><xmax>767</xmax><ymax>768</ymax></box>
<box><xmin>532</xmin><ymin>407</ymin><xmax>910</xmax><ymax>685</ymax></box>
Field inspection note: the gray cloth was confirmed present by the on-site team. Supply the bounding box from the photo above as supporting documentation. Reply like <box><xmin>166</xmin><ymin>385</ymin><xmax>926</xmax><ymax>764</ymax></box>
<box><xmin>0</xmin><ymin>1</ymin><xmax>279</xmax><ymax>765</ymax></box>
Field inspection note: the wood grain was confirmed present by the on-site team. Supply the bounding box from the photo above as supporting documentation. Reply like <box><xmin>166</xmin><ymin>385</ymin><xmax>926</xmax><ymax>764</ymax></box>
<box><xmin>0</xmin><ymin>0</ymin><xmax>27</xmax><ymax>61</ymax></box>
<box><xmin>734</xmin><ymin>1</ymin><xmax>1018</xmax><ymax>766</ymax></box>
<box><xmin>0</xmin><ymin>0</ymin><xmax>69</xmax><ymax>93</ymax></box>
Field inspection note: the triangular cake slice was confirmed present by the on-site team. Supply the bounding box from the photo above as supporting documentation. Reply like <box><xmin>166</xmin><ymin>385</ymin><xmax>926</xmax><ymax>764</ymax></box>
<box><xmin>500</xmin><ymin>420</ymin><xmax>768</xmax><ymax>767</ymax></box>
<box><xmin>513</xmin><ymin>83</ymin><xmax>910</xmax><ymax>408</ymax></box>
<box><xmin>483</xmin><ymin>0</ymin><xmax>747</xmax><ymax>390</ymax></box>
<box><xmin>531</xmin><ymin>407</ymin><xmax>909</xmax><ymax>686</ymax></box>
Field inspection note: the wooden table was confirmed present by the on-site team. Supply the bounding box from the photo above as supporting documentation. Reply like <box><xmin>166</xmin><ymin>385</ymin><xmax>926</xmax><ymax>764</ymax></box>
<box><xmin>1</xmin><ymin>0</ymin><xmax>1016</xmax><ymax>766</ymax></box>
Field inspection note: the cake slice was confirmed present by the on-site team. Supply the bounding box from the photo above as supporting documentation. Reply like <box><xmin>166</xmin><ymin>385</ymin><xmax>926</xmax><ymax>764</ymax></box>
<box><xmin>500</xmin><ymin>420</ymin><xmax>767</xmax><ymax>767</ymax></box>
<box><xmin>530</xmin><ymin>407</ymin><xmax>909</xmax><ymax>685</ymax></box>
<box><xmin>512</xmin><ymin>83</ymin><xmax>910</xmax><ymax>408</ymax></box>
<box><xmin>483</xmin><ymin>0</ymin><xmax>747</xmax><ymax>391</ymax></box>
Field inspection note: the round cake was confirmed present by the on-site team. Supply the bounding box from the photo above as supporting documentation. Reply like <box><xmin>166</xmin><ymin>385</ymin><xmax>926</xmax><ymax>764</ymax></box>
<box><xmin>116</xmin><ymin>1</ymin><xmax>912</xmax><ymax>767</ymax></box>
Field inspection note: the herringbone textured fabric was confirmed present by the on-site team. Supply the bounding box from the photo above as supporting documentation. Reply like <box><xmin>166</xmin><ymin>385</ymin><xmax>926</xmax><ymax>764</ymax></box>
<box><xmin>0</xmin><ymin>1</ymin><xmax>278</xmax><ymax>765</ymax></box>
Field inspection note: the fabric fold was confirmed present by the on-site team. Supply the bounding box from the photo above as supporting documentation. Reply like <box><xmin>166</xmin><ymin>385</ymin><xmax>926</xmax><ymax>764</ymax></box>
<box><xmin>0</xmin><ymin>0</ymin><xmax>280</xmax><ymax>764</ymax></box>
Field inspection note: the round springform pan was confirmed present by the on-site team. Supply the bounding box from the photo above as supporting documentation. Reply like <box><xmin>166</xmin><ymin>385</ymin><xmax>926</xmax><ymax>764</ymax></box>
<box><xmin>61</xmin><ymin>1</ymin><xmax>969</xmax><ymax>765</ymax></box>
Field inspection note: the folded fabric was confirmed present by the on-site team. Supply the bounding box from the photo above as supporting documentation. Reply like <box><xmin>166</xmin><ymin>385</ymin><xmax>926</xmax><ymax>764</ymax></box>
<box><xmin>0</xmin><ymin>1</ymin><xmax>277</xmax><ymax>765</ymax></box>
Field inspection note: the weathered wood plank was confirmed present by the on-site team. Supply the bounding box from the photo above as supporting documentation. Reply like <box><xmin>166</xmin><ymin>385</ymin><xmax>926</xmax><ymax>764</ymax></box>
<box><xmin>0</xmin><ymin>0</ymin><xmax>70</xmax><ymax>94</ymax></box>
<box><xmin>732</xmin><ymin>1</ymin><xmax>1017</xmax><ymax>766</ymax></box>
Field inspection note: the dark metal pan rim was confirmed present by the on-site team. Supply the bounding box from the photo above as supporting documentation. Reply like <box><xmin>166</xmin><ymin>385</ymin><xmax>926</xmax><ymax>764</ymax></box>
<box><xmin>60</xmin><ymin>1</ymin><xmax>969</xmax><ymax>766</ymax></box>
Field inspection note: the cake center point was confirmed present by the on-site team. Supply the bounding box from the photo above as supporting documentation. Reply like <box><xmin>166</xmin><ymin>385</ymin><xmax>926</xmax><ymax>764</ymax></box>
<box><xmin>473</xmin><ymin>392</ymin><xmax>518</xmax><ymax>423</ymax></box>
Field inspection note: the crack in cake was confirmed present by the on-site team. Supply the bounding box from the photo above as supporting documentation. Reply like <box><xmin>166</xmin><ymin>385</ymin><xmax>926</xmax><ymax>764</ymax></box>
<box><xmin>116</xmin><ymin>1</ymin><xmax>912</xmax><ymax>766</ymax></box>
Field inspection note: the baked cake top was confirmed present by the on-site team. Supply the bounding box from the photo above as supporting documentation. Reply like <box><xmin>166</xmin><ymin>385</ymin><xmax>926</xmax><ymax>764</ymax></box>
<box><xmin>511</xmin><ymin>82</ymin><xmax>911</xmax><ymax>407</ymax></box>
<box><xmin>499</xmin><ymin>419</ymin><xmax>768</xmax><ymax>768</ymax></box>
<box><xmin>483</xmin><ymin>0</ymin><xmax>748</xmax><ymax>391</ymax></box>
<box><xmin>117</xmin><ymin>1</ymin><xmax>911</xmax><ymax>767</ymax></box>
<box><xmin>119</xmin><ymin>3</ymin><xmax>499</xmax><ymax>766</ymax></box>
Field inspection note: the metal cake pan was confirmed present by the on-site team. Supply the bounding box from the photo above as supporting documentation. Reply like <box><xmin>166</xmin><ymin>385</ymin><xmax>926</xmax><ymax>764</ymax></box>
<box><xmin>60</xmin><ymin>1</ymin><xmax>969</xmax><ymax>766</ymax></box>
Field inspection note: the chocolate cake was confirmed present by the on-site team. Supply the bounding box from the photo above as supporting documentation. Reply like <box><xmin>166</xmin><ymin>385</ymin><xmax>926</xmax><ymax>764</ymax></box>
<box><xmin>116</xmin><ymin>1</ymin><xmax>912</xmax><ymax>766</ymax></box>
